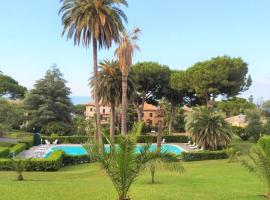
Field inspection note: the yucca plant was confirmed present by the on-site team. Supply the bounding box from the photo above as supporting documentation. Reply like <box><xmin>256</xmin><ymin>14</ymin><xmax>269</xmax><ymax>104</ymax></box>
<box><xmin>11</xmin><ymin>158</ymin><xmax>25</xmax><ymax>181</ymax></box>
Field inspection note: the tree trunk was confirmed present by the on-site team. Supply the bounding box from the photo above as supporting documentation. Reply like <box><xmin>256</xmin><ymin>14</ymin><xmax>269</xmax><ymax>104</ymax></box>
<box><xmin>17</xmin><ymin>174</ymin><xmax>23</xmax><ymax>181</ymax></box>
<box><xmin>92</xmin><ymin>39</ymin><xmax>103</xmax><ymax>151</ymax></box>
<box><xmin>168</xmin><ymin>104</ymin><xmax>176</xmax><ymax>135</ymax></box>
<box><xmin>110</xmin><ymin>102</ymin><xmax>115</xmax><ymax>150</ymax></box>
<box><xmin>150</xmin><ymin>167</ymin><xmax>155</xmax><ymax>184</ymax></box>
<box><xmin>157</xmin><ymin>118</ymin><xmax>162</xmax><ymax>152</ymax></box>
<box><xmin>134</xmin><ymin>102</ymin><xmax>143</xmax><ymax>122</ymax></box>
<box><xmin>121</xmin><ymin>75</ymin><xmax>128</xmax><ymax>135</ymax></box>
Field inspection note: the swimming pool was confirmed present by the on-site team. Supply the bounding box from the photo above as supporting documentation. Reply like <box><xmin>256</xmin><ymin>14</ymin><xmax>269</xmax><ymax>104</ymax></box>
<box><xmin>44</xmin><ymin>144</ymin><xmax>184</xmax><ymax>158</ymax></box>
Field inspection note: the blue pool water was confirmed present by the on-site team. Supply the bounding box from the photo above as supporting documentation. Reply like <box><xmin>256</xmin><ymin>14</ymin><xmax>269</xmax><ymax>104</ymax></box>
<box><xmin>44</xmin><ymin>146</ymin><xmax>88</xmax><ymax>158</ymax></box>
<box><xmin>44</xmin><ymin>144</ymin><xmax>184</xmax><ymax>158</ymax></box>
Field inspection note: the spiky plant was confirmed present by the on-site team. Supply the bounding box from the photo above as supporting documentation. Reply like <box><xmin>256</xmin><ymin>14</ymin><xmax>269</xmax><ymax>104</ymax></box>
<box><xmin>11</xmin><ymin>158</ymin><xmax>25</xmax><ymax>181</ymax></box>
<box><xmin>185</xmin><ymin>106</ymin><xmax>232</xmax><ymax>150</ymax></box>
<box><xmin>247</xmin><ymin>136</ymin><xmax>270</xmax><ymax>198</ymax></box>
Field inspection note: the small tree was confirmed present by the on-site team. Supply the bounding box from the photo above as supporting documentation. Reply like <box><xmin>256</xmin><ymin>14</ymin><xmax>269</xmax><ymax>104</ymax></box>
<box><xmin>246</xmin><ymin>110</ymin><xmax>263</xmax><ymax>142</ymax></box>
<box><xmin>11</xmin><ymin>159</ymin><xmax>25</xmax><ymax>181</ymax></box>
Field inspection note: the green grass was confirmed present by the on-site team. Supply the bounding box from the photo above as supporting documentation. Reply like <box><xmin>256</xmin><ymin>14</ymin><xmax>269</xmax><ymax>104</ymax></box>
<box><xmin>0</xmin><ymin>160</ymin><xmax>266</xmax><ymax>200</ymax></box>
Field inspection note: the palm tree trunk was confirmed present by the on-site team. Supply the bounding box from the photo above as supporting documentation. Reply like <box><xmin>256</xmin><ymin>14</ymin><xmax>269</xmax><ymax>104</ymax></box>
<box><xmin>168</xmin><ymin>104</ymin><xmax>176</xmax><ymax>135</ymax></box>
<box><xmin>157</xmin><ymin>118</ymin><xmax>162</xmax><ymax>152</ymax></box>
<box><xmin>134</xmin><ymin>103</ymin><xmax>143</xmax><ymax>122</ymax></box>
<box><xmin>121</xmin><ymin>74</ymin><xmax>128</xmax><ymax>135</ymax></box>
<box><xmin>92</xmin><ymin>38</ymin><xmax>103</xmax><ymax>150</ymax></box>
<box><xmin>110</xmin><ymin>102</ymin><xmax>115</xmax><ymax>147</ymax></box>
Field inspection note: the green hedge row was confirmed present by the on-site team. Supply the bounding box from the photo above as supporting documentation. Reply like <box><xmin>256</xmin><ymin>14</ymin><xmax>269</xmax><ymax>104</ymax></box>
<box><xmin>0</xmin><ymin>147</ymin><xmax>10</xmax><ymax>158</ymax></box>
<box><xmin>41</xmin><ymin>135</ymin><xmax>189</xmax><ymax>144</ymax></box>
<box><xmin>9</xmin><ymin>143</ymin><xmax>26</xmax><ymax>156</ymax></box>
<box><xmin>0</xmin><ymin>150</ymin><xmax>91</xmax><ymax>171</ymax></box>
<box><xmin>182</xmin><ymin>150</ymin><xmax>228</xmax><ymax>161</ymax></box>
<box><xmin>18</xmin><ymin>137</ymin><xmax>34</xmax><ymax>149</ymax></box>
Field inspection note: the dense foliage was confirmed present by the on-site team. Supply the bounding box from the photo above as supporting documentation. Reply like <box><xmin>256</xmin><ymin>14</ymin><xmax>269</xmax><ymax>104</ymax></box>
<box><xmin>216</xmin><ymin>97</ymin><xmax>255</xmax><ymax>117</ymax></box>
<box><xmin>24</xmin><ymin>67</ymin><xmax>73</xmax><ymax>135</ymax></box>
<box><xmin>0</xmin><ymin>72</ymin><xmax>27</xmax><ymax>99</ymax></box>
<box><xmin>182</xmin><ymin>150</ymin><xmax>228</xmax><ymax>161</ymax></box>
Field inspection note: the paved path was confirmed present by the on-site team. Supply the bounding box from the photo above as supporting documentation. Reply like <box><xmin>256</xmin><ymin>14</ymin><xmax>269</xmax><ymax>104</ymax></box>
<box><xmin>0</xmin><ymin>137</ymin><xmax>18</xmax><ymax>143</ymax></box>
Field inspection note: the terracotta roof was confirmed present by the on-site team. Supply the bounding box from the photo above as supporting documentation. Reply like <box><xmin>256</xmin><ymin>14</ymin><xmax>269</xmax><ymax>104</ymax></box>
<box><xmin>143</xmin><ymin>103</ymin><xmax>158</xmax><ymax>111</ymax></box>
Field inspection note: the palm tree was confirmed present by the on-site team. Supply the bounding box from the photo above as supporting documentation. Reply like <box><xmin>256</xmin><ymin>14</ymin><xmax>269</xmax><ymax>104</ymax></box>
<box><xmin>115</xmin><ymin>28</ymin><xmax>140</xmax><ymax>135</ymax></box>
<box><xmin>185</xmin><ymin>107</ymin><xmax>232</xmax><ymax>150</ymax></box>
<box><xmin>242</xmin><ymin>136</ymin><xmax>270</xmax><ymax>198</ymax></box>
<box><xmin>11</xmin><ymin>159</ymin><xmax>25</xmax><ymax>181</ymax></box>
<box><xmin>90</xmin><ymin>59</ymin><xmax>135</xmax><ymax>145</ymax></box>
<box><xmin>59</xmin><ymin>0</ymin><xmax>128</xmax><ymax>148</ymax></box>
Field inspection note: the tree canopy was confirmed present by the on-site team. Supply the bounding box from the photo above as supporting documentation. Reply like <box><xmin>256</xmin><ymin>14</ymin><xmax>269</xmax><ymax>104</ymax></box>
<box><xmin>24</xmin><ymin>67</ymin><xmax>73</xmax><ymax>135</ymax></box>
<box><xmin>0</xmin><ymin>72</ymin><xmax>27</xmax><ymax>99</ymax></box>
<box><xmin>187</xmin><ymin>56</ymin><xmax>252</xmax><ymax>105</ymax></box>
<box><xmin>216</xmin><ymin>97</ymin><xmax>256</xmax><ymax>117</ymax></box>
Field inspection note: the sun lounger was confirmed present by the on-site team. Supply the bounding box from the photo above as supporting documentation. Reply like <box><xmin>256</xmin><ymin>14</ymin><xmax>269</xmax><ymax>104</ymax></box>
<box><xmin>161</xmin><ymin>139</ymin><xmax>166</xmax><ymax>144</ymax></box>
<box><xmin>52</xmin><ymin>139</ymin><xmax>58</xmax><ymax>145</ymax></box>
<box><xmin>45</xmin><ymin>140</ymin><xmax>51</xmax><ymax>145</ymax></box>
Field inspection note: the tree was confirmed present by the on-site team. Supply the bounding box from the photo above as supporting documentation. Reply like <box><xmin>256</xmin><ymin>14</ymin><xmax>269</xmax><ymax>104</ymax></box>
<box><xmin>24</xmin><ymin>67</ymin><xmax>73</xmax><ymax>135</ymax></box>
<box><xmin>72</xmin><ymin>104</ymin><xmax>85</xmax><ymax>117</ymax></box>
<box><xmin>187</xmin><ymin>56</ymin><xmax>252</xmax><ymax>106</ymax></box>
<box><xmin>115</xmin><ymin>28</ymin><xmax>140</xmax><ymax>135</ymax></box>
<box><xmin>0</xmin><ymin>72</ymin><xmax>27</xmax><ymax>99</ymax></box>
<box><xmin>11</xmin><ymin>159</ymin><xmax>25</xmax><ymax>181</ymax></box>
<box><xmin>246</xmin><ymin>109</ymin><xmax>263</xmax><ymax>142</ymax></box>
<box><xmin>262</xmin><ymin>100</ymin><xmax>270</xmax><ymax>119</ymax></box>
<box><xmin>185</xmin><ymin>107</ymin><xmax>232</xmax><ymax>150</ymax></box>
<box><xmin>165</xmin><ymin>70</ymin><xmax>192</xmax><ymax>135</ymax></box>
<box><xmin>91</xmin><ymin>59</ymin><xmax>135</xmax><ymax>144</ymax></box>
<box><xmin>131</xmin><ymin>62</ymin><xmax>170</xmax><ymax>122</ymax></box>
<box><xmin>216</xmin><ymin>97</ymin><xmax>256</xmax><ymax>117</ymax></box>
<box><xmin>59</xmin><ymin>0</ymin><xmax>128</xmax><ymax>147</ymax></box>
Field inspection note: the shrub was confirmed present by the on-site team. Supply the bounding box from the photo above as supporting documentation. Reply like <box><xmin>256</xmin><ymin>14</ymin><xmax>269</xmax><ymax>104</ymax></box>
<box><xmin>0</xmin><ymin>147</ymin><xmax>10</xmax><ymax>158</ymax></box>
<box><xmin>18</xmin><ymin>137</ymin><xmax>33</xmax><ymax>149</ymax></box>
<box><xmin>9</xmin><ymin>143</ymin><xmax>26</xmax><ymax>156</ymax></box>
<box><xmin>62</xmin><ymin>154</ymin><xmax>91</xmax><ymax>166</ymax></box>
<box><xmin>182</xmin><ymin>150</ymin><xmax>228</xmax><ymax>161</ymax></box>
<box><xmin>232</xmin><ymin>126</ymin><xmax>249</xmax><ymax>141</ymax></box>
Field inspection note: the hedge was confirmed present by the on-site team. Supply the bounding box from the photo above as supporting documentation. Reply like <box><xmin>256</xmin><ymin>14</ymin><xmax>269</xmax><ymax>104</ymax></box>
<box><xmin>18</xmin><ymin>137</ymin><xmax>34</xmax><ymax>149</ymax></box>
<box><xmin>0</xmin><ymin>150</ymin><xmax>92</xmax><ymax>171</ymax></box>
<box><xmin>41</xmin><ymin>135</ymin><xmax>189</xmax><ymax>144</ymax></box>
<box><xmin>182</xmin><ymin>150</ymin><xmax>228</xmax><ymax>161</ymax></box>
<box><xmin>0</xmin><ymin>147</ymin><xmax>10</xmax><ymax>158</ymax></box>
<box><xmin>9</xmin><ymin>143</ymin><xmax>26</xmax><ymax>156</ymax></box>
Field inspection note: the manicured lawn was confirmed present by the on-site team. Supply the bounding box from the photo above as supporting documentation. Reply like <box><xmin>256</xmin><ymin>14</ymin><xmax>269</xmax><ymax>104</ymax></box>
<box><xmin>0</xmin><ymin>160</ymin><xmax>265</xmax><ymax>200</ymax></box>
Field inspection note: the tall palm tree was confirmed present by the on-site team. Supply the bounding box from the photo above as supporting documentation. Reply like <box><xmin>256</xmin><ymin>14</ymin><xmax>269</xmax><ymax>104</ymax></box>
<box><xmin>185</xmin><ymin>107</ymin><xmax>232</xmax><ymax>150</ymax></box>
<box><xmin>59</xmin><ymin>0</ymin><xmax>128</xmax><ymax>148</ymax></box>
<box><xmin>115</xmin><ymin>28</ymin><xmax>140</xmax><ymax>135</ymax></box>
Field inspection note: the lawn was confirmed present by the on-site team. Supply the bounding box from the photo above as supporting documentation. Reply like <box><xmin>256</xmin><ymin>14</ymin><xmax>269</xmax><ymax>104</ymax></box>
<box><xmin>0</xmin><ymin>159</ymin><xmax>266</xmax><ymax>200</ymax></box>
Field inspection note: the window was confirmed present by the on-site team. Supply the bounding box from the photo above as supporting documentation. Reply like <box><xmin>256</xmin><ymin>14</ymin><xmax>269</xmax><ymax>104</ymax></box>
<box><xmin>90</xmin><ymin>108</ymin><xmax>93</xmax><ymax>112</ymax></box>
<box><xmin>149</xmin><ymin>113</ymin><xmax>153</xmax><ymax>117</ymax></box>
<box><xmin>103</xmin><ymin>109</ymin><xmax>105</xmax><ymax>114</ymax></box>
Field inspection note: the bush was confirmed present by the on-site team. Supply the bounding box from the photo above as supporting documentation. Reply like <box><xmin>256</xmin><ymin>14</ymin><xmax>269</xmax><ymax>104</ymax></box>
<box><xmin>9</xmin><ymin>143</ymin><xmax>26</xmax><ymax>156</ymax></box>
<box><xmin>232</xmin><ymin>126</ymin><xmax>249</xmax><ymax>141</ymax></box>
<box><xmin>0</xmin><ymin>147</ymin><xmax>10</xmax><ymax>158</ymax></box>
<box><xmin>62</xmin><ymin>154</ymin><xmax>91</xmax><ymax>166</ymax></box>
<box><xmin>18</xmin><ymin>137</ymin><xmax>33</xmax><ymax>149</ymax></box>
<box><xmin>182</xmin><ymin>150</ymin><xmax>228</xmax><ymax>161</ymax></box>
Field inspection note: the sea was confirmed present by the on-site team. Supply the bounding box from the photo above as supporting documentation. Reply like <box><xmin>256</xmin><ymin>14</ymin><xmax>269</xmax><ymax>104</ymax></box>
<box><xmin>70</xmin><ymin>96</ymin><xmax>92</xmax><ymax>105</ymax></box>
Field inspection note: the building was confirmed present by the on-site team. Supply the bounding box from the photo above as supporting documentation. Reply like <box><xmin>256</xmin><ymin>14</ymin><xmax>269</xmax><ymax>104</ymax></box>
<box><xmin>225</xmin><ymin>114</ymin><xmax>247</xmax><ymax>127</ymax></box>
<box><xmin>84</xmin><ymin>102</ymin><xmax>160</xmax><ymax>127</ymax></box>
<box><xmin>142</xmin><ymin>103</ymin><xmax>160</xmax><ymax>126</ymax></box>
<box><xmin>84</xmin><ymin>102</ymin><xmax>111</xmax><ymax>124</ymax></box>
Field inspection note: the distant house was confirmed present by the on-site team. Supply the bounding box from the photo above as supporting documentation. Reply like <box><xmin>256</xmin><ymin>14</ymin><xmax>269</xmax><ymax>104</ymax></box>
<box><xmin>84</xmin><ymin>102</ymin><xmax>111</xmax><ymax>124</ymax></box>
<box><xmin>84</xmin><ymin>102</ymin><xmax>161</xmax><ymax>127</ymax></box>
<box><xmin>225</xmin><ymin>114</ymin><xmax>247</xmax><ymax>127</ymax></box>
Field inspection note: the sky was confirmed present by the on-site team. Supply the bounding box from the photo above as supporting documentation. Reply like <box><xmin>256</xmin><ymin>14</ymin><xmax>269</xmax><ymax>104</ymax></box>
<box><xmin>0</xmin><ymin>0</ymin><xmax>270</xmax><ymax>104</ymax></box>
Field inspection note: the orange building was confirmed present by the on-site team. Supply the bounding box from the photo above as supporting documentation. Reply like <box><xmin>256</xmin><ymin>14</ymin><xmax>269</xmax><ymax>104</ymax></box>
<box><xmin>84</xmin><ymin>102</ymin><xmax>160</xmax><ymax>127</ymax></box>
